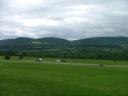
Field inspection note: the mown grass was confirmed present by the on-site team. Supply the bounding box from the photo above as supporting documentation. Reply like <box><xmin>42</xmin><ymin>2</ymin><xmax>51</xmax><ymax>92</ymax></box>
<box><xmin>1</xmin><ymin>56</ymin><xmax>128</xmax><ymax>65</ymax></box>
<box><xmin>45</xmin><ymin>58</ymin><xmax>128</xmax><ymax>65</ymax></box>
<box><xmin>0</xmin><ymin>61</ymin><xmax>128</xmax><ymax>96</ymax></box>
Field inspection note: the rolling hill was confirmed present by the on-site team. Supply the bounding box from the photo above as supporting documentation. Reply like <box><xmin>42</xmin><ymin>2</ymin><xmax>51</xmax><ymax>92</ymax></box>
<box><xmin>0</xmin><ymin>37</ymin><xmax>128</xmax><ymax>48</ymax></box>
<box><xmin>0</xmin><ymin>37</ymin><xmax>128</xmax><ymax>60</ymax></box>
<box><xmin>73</xmin><ymin>37</ymin><xmax>128</xmax><ymax>46</ymax></box>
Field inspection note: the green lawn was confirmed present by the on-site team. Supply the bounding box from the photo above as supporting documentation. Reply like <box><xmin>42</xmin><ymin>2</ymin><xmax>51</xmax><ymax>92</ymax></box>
<box><xmin>0</xmin><ymin>61</ymin><xmax>128</xmax><ymax>96</ymax></box>
<box><xmin>1</xmin><ymin>56</ymin><xmax>128</xmax><ymax>65</ymax></box>
<box><xmin>45</xmin><ymin>58</ymin><xmax>128</xmax><ymax>65</ymax></box>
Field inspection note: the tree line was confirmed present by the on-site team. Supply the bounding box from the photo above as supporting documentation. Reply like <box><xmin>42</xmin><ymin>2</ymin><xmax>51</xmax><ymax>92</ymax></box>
<box><xmin>1</xmin><ymin>47</ymin><xmax>128</xmax><ymax>61</ymax></box>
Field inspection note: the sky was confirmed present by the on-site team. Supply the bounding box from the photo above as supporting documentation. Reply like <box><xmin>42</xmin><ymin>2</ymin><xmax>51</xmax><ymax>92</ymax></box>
<box><xmin>0</xmin><ymin>0</ymin><xmax>128</xmax><ymax>40</ymax></box>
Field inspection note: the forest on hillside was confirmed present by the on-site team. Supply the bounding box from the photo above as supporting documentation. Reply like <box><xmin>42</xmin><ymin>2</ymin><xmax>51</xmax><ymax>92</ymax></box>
<box><xmin>0</xmin><ymin>37</ymin><xmax>128</xmax><ymax>60</ymax></box>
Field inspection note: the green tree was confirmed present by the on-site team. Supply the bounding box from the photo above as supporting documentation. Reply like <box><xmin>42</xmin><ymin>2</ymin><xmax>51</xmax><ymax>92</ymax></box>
<box><xmin>5</xmin><ymin>55</ymin><xmax>11</xmax><ymax>60</ymax></box>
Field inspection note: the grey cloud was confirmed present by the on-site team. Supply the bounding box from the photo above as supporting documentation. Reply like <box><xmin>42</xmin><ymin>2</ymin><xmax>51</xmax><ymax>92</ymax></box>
<box><xmin>0</xmin><ymin>0</ymin><xmax>128</xmax><ymax>40</ymax></box>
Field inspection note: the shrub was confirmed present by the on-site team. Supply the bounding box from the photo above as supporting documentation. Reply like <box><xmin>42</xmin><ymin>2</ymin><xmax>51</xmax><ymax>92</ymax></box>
<box><xmin>5</xmin><ymin>55</ymin><xmax>11</xmax><ymax>60</ymax></box>
<box><xmin>19</xmin><ymin>55</ymin><xmax>24</xmax><ymax>60</ymax></box>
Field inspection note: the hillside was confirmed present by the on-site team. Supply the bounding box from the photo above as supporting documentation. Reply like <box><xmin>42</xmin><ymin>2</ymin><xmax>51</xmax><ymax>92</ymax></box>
<box><xmin>73</xmin><ymin>37</ymin><xmax>128</xmax><ymax>46</ymax></box>
<box><xmin>0</xmin><ymin>37</ymin><xmax>128</xmax><ymax>48</ymax></box>
<box><xmin>0</xmin><ymin>37</ymin><xmax>128</xmax><ymax>60</ymax></box>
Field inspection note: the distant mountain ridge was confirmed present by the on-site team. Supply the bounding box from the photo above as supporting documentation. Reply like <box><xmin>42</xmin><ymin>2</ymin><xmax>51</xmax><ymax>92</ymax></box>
<box><xmin>1</xmin><ymin>37</ymin><xmax>128</xmax><ymax>60</ymax></box>
<box><xmin>73</xmin><ymin>37</ymin><xmax>128</xmax><ymax>46</ymax></box>
<box><xmin>0</xmin><ymin>37</ymin><xmax>128</xmax><ymax>48</ymax></box>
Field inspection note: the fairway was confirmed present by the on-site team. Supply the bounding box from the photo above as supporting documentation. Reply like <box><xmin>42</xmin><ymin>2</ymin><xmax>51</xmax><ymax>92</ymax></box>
<box><xmin>0</xmin><ymin>61</ymin><xmax>128</xmax><ymax>96</ymax></box>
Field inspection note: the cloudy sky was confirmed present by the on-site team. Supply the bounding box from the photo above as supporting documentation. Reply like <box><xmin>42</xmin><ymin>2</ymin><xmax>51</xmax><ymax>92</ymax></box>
<box><xmin>0</xmin><ymin>0</ymin><xmax>128</xmax><ymax>40</ymax></box>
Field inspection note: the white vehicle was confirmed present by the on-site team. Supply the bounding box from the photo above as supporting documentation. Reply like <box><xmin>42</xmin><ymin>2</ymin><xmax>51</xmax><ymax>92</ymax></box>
<box><xmin>56</xmin><ymin>60</ymin><xmax>61</xmax><ymax>62</ymax></box>
<box><xmin>36</xmin><ymin>57</ymin><xmax>43</xmax><ymax>62</ymax></box>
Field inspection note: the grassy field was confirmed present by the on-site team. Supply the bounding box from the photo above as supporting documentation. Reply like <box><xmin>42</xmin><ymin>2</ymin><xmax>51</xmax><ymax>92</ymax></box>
<box><xmin>45</xmin><ymin>58</ymin><xmax>128</xmax><ymax>65</ymax></box>
<box><xmin>0</xmin><ymin>57</ymin><xmax>128</xmax><ymax>96</ymax></box>
<box><xmin>1</xmin><ymin>56</ymin><xmax>128</xmax><ymax>65</ymax></box>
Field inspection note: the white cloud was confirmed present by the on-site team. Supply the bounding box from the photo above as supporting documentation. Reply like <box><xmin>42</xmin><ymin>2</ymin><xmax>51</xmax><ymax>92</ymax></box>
<box><xmin>0</xmin><ymin>0</ymin><xmax>128</xmax><ymax>40</ymax></box>
<box><xmin>22</xmin><ymin>18</ymin><xmax>61</xmax><ymax>27</ymax></box>
<box><xmin>112</xmin><ymin>11</ymin><xmax>128</xmax><ymax>16</ymax></box>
